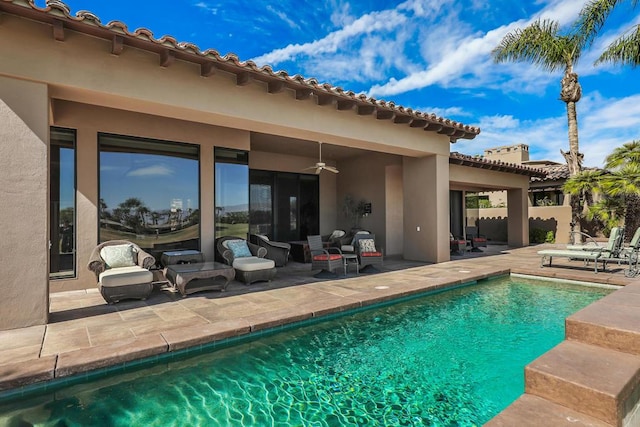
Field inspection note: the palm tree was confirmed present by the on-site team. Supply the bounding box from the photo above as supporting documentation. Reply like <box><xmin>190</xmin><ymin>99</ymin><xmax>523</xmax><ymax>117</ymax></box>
<box><xmin>493</xmin><ymin>19</ymin><xmax>586</xmax><ymax>234</ymax></box>
<box><xmin>564</xmin><ymin>141</ymin><xmax>640</xmax><ymax>241</ymax></box>
<box><xmin>563</xmin><ymin>169</ymin><xmax>604</xmax><ymax>239</ymax></box>
<box><xmin>576</xmin><ymin>0</ymin><xmax>640</xmax><ymax>66</ymax></box>
<box><xmin>602</xmin><ymin>142</ymin><xmax>640</xmax><ymax>239</ymax></box>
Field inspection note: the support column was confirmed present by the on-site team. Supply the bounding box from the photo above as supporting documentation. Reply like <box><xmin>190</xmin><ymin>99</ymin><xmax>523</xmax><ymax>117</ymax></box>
<box><xmin>507</xmin><ymin>188</ymin><xmax>529</xmax><ymax>247</ymax></box>
<box><xmin>0</xmin><ymin>76</ymin><xmax>49</xmax><ymax>330</ymax></box>
<box><xmin>403</xmin><ymin>154</ymin><xmax>450</xmax><ymax>263</ymax></box>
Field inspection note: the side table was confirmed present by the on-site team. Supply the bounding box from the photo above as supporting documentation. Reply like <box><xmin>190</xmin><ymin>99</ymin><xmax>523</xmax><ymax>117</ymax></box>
<box><xmin>343</xmin><ymin>253</ymin><xmax>359</xmax><ymax>275</ymax></box>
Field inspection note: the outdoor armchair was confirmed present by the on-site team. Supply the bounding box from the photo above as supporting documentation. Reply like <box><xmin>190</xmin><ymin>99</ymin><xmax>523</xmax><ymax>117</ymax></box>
<box><xmin>353</xmin><ymin>233</ymin><xmax>383</xmax><ymax>272</ymax></box>
<box><xmin>217</xmin><ymin>236</ymin><xmax>276</xmax><ymax>284</ymax></box>
<box><xmin>307</xmin><ymin>234</ymin><xmax>343</xmax><ymax>278</ymax></box>
<box><xmin>466</xmin><ymin>226</ymin><xmax>487</xmax><ymax>251</ymax></box>
<box><xmin>87</xmin><ymin>240</ymin><xmax>156</xmax><ymax>304</ymax></box>
<box><xmin>249</xmin><ymin>234</ymin><xmax>291</xmax><ymax>267</ymax></box>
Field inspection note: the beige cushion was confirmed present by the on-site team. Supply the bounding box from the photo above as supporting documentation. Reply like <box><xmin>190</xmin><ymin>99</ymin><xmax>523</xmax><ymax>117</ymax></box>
<box><xmin>232</xmin><ymin>256</ymin><xmax>275</xmax><ymax>272</ymax></box>
<box><xmin>359</xmin><ymin>238</ymin><xmax>376</xmax><ymax>253</ymax></box>
<box><xmin>99</xmin><ymin>266</ymin><xmax>152</xmax><ymax>288</ymax></box>
<box><xmin>100</xmin><ymin>244</ymin><xmax>136</xmax><ymax>268</ymax></box>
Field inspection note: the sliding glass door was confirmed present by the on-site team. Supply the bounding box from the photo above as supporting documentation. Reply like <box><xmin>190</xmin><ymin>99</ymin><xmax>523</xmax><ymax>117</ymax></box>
<box><xmin>248</xmin><ymin>170</ymin><xmax>319</xmax><ymax>242</ymax></box>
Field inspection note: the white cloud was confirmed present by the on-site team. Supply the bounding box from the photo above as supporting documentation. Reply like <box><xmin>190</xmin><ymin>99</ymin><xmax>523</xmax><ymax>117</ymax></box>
<box><xmin>266</xmin><ymin>5</ymin><xmax>300</xmax><ymax>30</ymax></box>
<box><xmin>417</xmin><ymin>105</ymin><xmax>473</xmax><ymax>118</ymax></box>
<box><xmin>127</xmin><ymin>165</ymin><xmax>174</xmax><ymax>177</ymax></box>
<box><xmin>454</xmin><ymin>92</ymin><xmax>640</xmax><ymax>168</ymax></box>
<box><xmin>194</xmin><ymin>2</ymin><xmax>217</xmax><ymax>15</ymax></box>
<box><xmin>368</xmin><ymin>0</ymin><xmax>587</xmax><ymax>97</ymax></box>
<box><xmin>251</xmin><ymin>6</ymin><xmax>408</xmax><ymax>66</ymax></box>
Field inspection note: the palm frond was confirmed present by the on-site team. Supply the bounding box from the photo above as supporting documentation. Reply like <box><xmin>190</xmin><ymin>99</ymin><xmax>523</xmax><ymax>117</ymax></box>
<box><xmin>562</xmin><ymin>169</ymin><xmax>605</xmax><ymax>195</ymax></box>
<box><xmin>492</xmin><ymin>19</ymin><xmax>573</xmax><ymax>72</ymax></box>
<box><xmin>575</xmin><ymin>0</ymin><xmax>622</xmax><ymax>47</ymax></box>
<box><xmin>605</xmin><ymin>140</ymin><xmax>640</xmax><ymax>168</ymax></box>
<box><xmin>596</xmin><ymin>24</ymin><xmax>640</xmax><ymax>66</ymax></box>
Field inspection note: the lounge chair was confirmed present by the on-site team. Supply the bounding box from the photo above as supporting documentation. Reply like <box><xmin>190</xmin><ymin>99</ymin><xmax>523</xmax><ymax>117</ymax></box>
<box><xmin>87</xmin><ymin>240</ymin><xmax>156</xmax><ymax>304</ymax></box>
<box><xmin>353</xmin><ymin>233</ymin><xmax>383</xmax><ymax>272</ymax></box>
<box><xmin>538</xmin><ymin>227</ymin><xmax>623</xmax><ymax>273</ymax></box>
<box><xmin>217</xmin><ymin>236</ymin><xmax>276</xmax><ymax>284</ymax></box>
<box><xmin>307</xmin><ymin>234</ymin><xmax>343</xmax><ymax>278</ymax></box>
<box><xmin>249</xmin><ymin>234</ymin><xmax>291</xmax><ymax>267</ymax></box>
<box><xmin>620</xmin><ymin>228</ymin><xmax>640</xmax><ymax>277</ymax></box>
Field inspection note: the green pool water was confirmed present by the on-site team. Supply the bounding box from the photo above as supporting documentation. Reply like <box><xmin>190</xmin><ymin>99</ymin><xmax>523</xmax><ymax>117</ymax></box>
<box><xmin>0</xmin><ymin>276</ymin><xmax>613</xmax><ymax>426</ymax></box>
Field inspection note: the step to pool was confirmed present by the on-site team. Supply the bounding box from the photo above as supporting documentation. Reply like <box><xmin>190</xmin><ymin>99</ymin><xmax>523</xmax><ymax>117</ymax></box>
<box><xmin>525</xmin><ymin>340</ymin><xmax>640</xmax><ymax>426</ymax></box>
<box><xmin>566</xmin><ymin>287</ymin><xmax>640</xmax><ymax>356</ymax></box>
<box><xmin>485</xmin><ymin>394</ymin><xmax>611</xmax><ymax>427</ymax></box>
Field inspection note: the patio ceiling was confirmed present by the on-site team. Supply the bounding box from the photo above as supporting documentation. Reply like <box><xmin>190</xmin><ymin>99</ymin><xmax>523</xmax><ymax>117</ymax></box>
<box><xmin>251</xmin><ymin>133</ymin><xmax>365</xmax><ymax>161</ymax></box>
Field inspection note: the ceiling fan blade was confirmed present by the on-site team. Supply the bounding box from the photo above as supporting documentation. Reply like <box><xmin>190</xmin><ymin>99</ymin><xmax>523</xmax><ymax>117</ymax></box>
<box><xmin>324</xmin><ymin>166</ymin><xmax>339</xmax><ymax>174</ymax></box>
<box><xmin>315</xmin><ymin>167</ymin><xmax>322</xmax><ymax>174</ymax></box>
<box><xmin>301</xmin><ymin>166</ymin><xmax>317</xmax><ymax>171</ymax></box>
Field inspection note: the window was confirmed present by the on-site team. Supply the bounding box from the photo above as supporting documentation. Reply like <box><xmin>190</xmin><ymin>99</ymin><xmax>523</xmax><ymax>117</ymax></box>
<box><xmin>215</xmin><ymin>148</ymin><xmax>249</xmax><ymax>239</ymax></box>
<box><xmin>50</xmin><ymin>128</ymin><xmax>76</xmax><ymax>278</ymax></box>
<box><xmin>99</xmin><ymin>134</ymin><xmax>200</xmax><ymax>254</ymax></box>
<box><xmin>533</xmin><ymin>191</ymin><xmax>564</xmax><ymax>206</ymax></box>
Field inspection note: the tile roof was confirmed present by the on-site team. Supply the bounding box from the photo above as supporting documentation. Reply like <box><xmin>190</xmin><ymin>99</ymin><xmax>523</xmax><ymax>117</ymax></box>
<box><xmin>530</xmin><ymin>164</ymin><xmax>600</xmax><ymax>182</ymax></box>
<box><xmin>449</xmin><ymin>152</ymin><xmax>547</xmax><ymax>178</ymax></box>
<box><xmin>0</xmin><ymin>0</ymin><xmax>481</xmax><ymax>141</ymax></box>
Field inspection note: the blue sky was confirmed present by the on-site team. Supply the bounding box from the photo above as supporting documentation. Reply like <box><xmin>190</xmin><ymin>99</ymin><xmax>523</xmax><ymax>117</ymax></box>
<box><xmin>48</xmin><ymin>0</ymin><xmax>638</xmax><ymax>167</ymax></box>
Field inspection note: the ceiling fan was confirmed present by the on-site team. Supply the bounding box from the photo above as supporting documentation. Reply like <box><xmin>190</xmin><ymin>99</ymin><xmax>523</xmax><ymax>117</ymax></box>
<box><xmin>303</xmin><ymin>142</ymin><xmax>339</xmax><ymax>174</ymax></box>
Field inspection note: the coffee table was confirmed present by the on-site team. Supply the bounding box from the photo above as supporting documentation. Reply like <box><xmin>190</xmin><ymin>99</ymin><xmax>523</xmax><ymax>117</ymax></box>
<box><xmin>164</xmin><ymin>261</ymin><xmax>235</xmax><ymax>296</ymax></box>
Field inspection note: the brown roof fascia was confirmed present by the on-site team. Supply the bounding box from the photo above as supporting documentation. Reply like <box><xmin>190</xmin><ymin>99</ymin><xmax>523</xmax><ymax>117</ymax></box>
<box><xmin>449</xmin><ymin>152</ymin><xmax>547</xmax><ymax>178</ymax></box>
<box><xmin>0</xmin><ymin>0</ymin><xmax>481</xmax><ymax>140</ymax></box>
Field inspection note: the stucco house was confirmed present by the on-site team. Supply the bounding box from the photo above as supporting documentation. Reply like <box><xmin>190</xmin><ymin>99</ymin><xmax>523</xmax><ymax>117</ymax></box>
<box><xmin>0</xmin><ymin>0</ymin><xmax>544</xmax><ymax>330</ymax></box>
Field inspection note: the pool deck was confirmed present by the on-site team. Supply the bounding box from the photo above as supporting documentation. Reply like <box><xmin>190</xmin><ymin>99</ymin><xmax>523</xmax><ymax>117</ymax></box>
<box><xmin>2</xmin><ymin>243</ymin><xmax>640</xmax><ymax>425</ymax></box>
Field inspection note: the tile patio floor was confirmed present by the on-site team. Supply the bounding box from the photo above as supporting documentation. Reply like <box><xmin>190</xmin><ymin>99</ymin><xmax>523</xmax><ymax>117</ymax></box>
<box><xmin>1</xmin><ymin>243</ymin><xmax>640</xmax><ymax>424</ymax></box>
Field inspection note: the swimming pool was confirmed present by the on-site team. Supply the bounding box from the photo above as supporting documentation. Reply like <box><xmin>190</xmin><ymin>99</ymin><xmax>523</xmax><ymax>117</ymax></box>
<box><xmin>0</xmin><ymin>275</ymin><xmax>612</xmax><ymax>426</ymax></box>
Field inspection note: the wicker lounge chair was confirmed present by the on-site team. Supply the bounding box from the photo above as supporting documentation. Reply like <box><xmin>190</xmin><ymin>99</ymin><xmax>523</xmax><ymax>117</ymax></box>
<box><xmin>249</xmin><ymin>234</ymin><xmax>291</xmax><ymax>267</ymax></box>
<box><xmin>307</xmin><ymin>234</ymin><xmax>343</xmax><ymax>278</ymax></box>
<box><xmin>87</xmin><ymin>240</ymin><xmax>156</xmax><ymax>304</ymax></box>
<box><xmin>217</xmin><ymin>236</ymin><xmax>276</xmax><ymax>284</ymax></box>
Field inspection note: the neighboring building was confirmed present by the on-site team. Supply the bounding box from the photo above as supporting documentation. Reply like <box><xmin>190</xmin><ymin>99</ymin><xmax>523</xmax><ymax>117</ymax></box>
<box><xmin>0</xmin><ymin>1</ymin><xmax>543</xmax><ymax>330</ymax></box>
<box><xmin>479</xmin><ymin>144</ymin><xmax>601</xmax><ymax>244</ymax></box>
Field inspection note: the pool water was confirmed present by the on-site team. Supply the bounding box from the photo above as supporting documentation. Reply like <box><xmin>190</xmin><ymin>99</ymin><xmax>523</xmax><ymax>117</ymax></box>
<box><xmin>0</xmin><ymin>276</ymin><xmax>612</xmax><ymax>426</ymax></box>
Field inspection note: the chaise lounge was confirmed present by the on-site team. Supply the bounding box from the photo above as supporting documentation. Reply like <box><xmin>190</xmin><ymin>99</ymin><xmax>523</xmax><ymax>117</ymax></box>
<box><xmin>538</xmin><ymin>227</ymin><xmax>623</xmax><ymax>273</ymax></box>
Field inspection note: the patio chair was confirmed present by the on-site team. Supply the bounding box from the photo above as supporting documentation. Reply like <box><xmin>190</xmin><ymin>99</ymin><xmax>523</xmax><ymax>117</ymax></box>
<box><xmin>307</xmin><ymin>234</ymin><xmax>343</xmax><ymax>278</ymax></box>
<box><xmin>619</xmin><ymin>228</ymin><xmax>640</xmax><ymax>277</ymax></box>
<box><xmin>450</xmin><ymin>233</ymin><xmax>467</xmax><ymax>255</ymax></box>
<box><xmin>87</xmin><ymin>240</ymin><xmax>156</xmax><ymax>304</ymax></box>
<box><xmin>322</xmin><ymin>229</ymin><xmax>346</xmax><ymax>248</ymax></box>
<box><xmin>340</xmin><ymin>230</ymin><xmax>371</xmax><ymax>253</ymax></box>
<box><xmin>538</xmin><ymin>227</ymin><xmax>623</xmax><ymax>273</ymax></box>
<box><xmin>353</xmin><ymin>233</ymin><xmax>383</xmax><ymax>272</ymax></box>
<box><xmin>466</xmin><ymin>226</ymin><xmax>487</xmax><ymax>251</ymax></box>
<box><xmin>249</xmin><ymin>234</ymin><xmax>291</xmax><ymax>267</ymax></box>
<box><xmin>217</xmin><ymin>236</ymin><xmax>276</xmax><ymax>284</ymax></box>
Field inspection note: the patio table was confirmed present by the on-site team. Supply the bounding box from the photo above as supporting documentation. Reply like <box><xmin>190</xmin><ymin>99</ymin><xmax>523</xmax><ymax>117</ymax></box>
<box><xmin>164</xmin><ymin>261</ymin><xmax>235</xmax><ymax>296</ymax></box>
